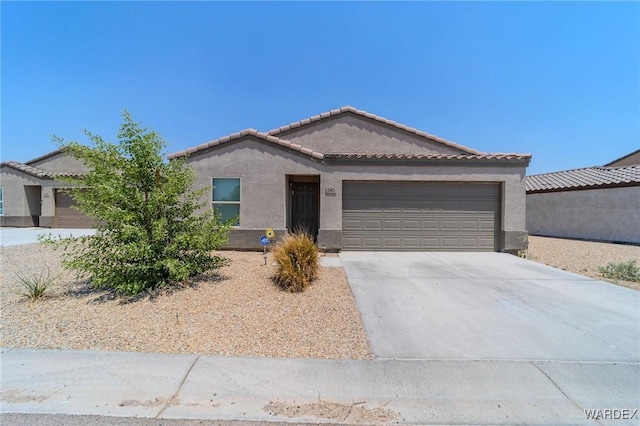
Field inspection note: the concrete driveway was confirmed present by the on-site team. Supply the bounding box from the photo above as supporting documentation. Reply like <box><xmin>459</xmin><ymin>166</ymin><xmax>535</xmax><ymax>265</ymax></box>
<box><xmin>340</xmin><ymin>252</ymin><xmax>640</xmax><ymax>362</ymax></box>
<box><xmin>0</xmin><ymin>227</ymin><xmax>96</xmax><ymax>247</ymax></box>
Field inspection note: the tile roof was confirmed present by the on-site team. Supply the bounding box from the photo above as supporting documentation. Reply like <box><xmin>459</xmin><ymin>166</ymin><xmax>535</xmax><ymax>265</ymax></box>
<box><xmin>167</xmin><ymin>129</ymin><xmax>531</xmax><ymax>164</ymax></box>
<box><xmin>325</xmin><ymin>153</ymin><xmax>530</xmax><ymax>162</ymax></box>
<box><xmin>167</xmin><ymin>129</ymin><xmax>324</xmax><ymax>160</ymax></box>
<box><xmin>267</xmin><ymin>105</ymin><xmax>483</xmax><ymax>155</ymax></box>
<box><xmin>1</xmin><ymin>161</ymin><xmax>53</xmax><ymax>178</ymax></box>
<box><xmin>168</xmin><ymin>106</ymin><xmax>532</xmax><ymax>163</ymax></box>
<box><xmin>0</xmin><ymin>161</ymin><xmax>82</xmax><ymax>179</ymax></box>
<box><xmin>526</xmin><ymin>165</ymin><xmax>640</xmax><ymax>193</ymax></box>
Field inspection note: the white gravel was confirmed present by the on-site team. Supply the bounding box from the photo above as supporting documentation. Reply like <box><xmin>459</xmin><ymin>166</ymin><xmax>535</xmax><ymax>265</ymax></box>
<box><xmin>527</xmin><ymin>236</ymin><xmax>640</xmax><ymax>290</ymax></box>
<box><xmin>0</xmin><ymin>244</ymin><xmax>373</xmax><ymax>359</ymax></box>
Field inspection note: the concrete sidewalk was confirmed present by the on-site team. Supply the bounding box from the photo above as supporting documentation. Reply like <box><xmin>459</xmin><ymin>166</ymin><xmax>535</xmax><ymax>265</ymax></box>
<box><xmin>2</xmin><ymin>349</ymin><xmax>638</xmax><ymax>425</ymax></box>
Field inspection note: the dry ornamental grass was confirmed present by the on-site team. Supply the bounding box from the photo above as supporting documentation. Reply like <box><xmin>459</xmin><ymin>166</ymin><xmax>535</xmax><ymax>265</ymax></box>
<box><xmin>0</xmin><ymin>244</ymin><xmax>373</xmax><ymax>359</ymax></box>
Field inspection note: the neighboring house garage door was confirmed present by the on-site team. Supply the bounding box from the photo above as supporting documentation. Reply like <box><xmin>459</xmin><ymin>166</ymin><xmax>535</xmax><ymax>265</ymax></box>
<box><xmin>342</xmin><ymin>182</ymin><xmax>500</xmax><ymax>251</ymax></box>
<box><xmin>54</xmin><ymin>190</ymin><xmax>94</xmax><ymax>228</ymax></box>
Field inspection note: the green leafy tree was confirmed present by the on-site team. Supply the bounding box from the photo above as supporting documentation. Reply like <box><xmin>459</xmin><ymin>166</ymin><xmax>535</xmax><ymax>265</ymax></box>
<box><xmin>42</xmin><ymin>111</ymin><xmax>231</xmax><ymax>295</ymax></box>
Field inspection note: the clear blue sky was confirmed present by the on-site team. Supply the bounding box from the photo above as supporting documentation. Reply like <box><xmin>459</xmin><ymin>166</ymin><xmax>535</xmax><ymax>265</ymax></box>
<box><xmin>2</xmin><ymin>1</ymin><xmax>638</xmax><ymax>175</ymax></box>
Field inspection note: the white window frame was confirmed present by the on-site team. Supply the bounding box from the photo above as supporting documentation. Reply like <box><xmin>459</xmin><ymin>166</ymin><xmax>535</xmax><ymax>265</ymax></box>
<box><xmin>211</xmin><ymin>177</ymin><xmax>241</xmax><ymax>226</ymax></box>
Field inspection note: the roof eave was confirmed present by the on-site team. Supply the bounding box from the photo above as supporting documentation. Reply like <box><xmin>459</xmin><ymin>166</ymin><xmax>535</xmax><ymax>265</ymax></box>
<box><xmin>527</xmin><ymin>181</ymin><xmax>640</xmax><ymax>194</ymax></box>
<box><xmin>324</xmin><ymin>154</ymin><xmax>531</xmax><ymax>167</ymax></box>
<box><xmin>167</xmin><ymin>131</ymin><xmax>325</xmax><ymax>162</ymax></box>
<box><xmin>1</xmin><ymin>161</ymin><xmax>54</xmax><ymax>179</ymax></box>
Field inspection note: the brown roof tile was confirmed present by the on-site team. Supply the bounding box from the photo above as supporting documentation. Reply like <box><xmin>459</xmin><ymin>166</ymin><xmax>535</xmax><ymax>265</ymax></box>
<box><xmin>526</xmin><ymin>165</ymin><xmax>640</xmax><ymax>193</ymax></box>
<box><xmin>166</xmin><ymin>107</ymin><xmax>532</xmax><ymax>164</ymax></box>
<box><xmin>1</xmin><ymin>161</ymin><xmax>82</xmax><ymax>179</ymax></box>
<box><xmin>325</xmin><ymin>153</ymin><xmax>531</xmax><ymax>162</ymax></box>
<box><xmin>167</xmin><ymin>129</ymin><xmax>325</xmax><ymax>160</ymax></box>
<box><xmin>267</xmin><ymin>105</ymin><xmax>483</xmax><ymax>155</ymax></box>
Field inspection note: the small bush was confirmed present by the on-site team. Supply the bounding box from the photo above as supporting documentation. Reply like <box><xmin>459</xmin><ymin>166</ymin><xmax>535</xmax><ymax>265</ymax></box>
<box><xmin>272</xmin><ymin>231</ymin><xmax>320</xmax><ymax>292</ymax></box>
<box><xmin>598</xmin><ymin>260</ymin><xmax>640</xmax><ymax>283</ymax></box>
<box><xmin>14</xmin><ymin>269</ymin><xmax>59</xmax><ymax>301</ymax></box>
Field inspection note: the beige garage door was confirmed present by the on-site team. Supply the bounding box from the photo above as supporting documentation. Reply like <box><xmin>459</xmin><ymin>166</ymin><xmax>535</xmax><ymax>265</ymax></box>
<box><xmin>54</xmin><ymin>191</ymin><xmax>94</xmax><ymax>228</ymax></box>
<box><xmin>342</xmin><ymin>182</ymin><xmax>500</xmax><ymax>251</ymax></box>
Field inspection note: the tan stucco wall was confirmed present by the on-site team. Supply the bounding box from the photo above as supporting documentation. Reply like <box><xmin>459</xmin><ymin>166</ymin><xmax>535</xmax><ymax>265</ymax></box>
<box><xmin>0</xmin><ymin>167</ymin><xmax>73</xmax><ymax>227</ymax></box>
<box><xmin>185</xmin><ymin>138</ymin><xmax>528</xmax><ymax>251</ymax></box>
<box><xmin>527</xmin><ymin>186</ymin><xmax>640</xmax><ymax>244</ymax></box>
<box><xmin>0</xmin><ymin>168</ymin><xmax>42</xmax><ymax>222</ymax></box>
<box><xmin>276</xmin><ymin>115</ymin><xmax>467</xmax><ymax>155</ymax></box>
<box><xmin>606</xmin><ymin>151</ymin><xmax>640</xmax><ymax>167</ymax></box>
<box><xmin>29</xmin><ymin>152</ymin><xmax>89</xmax><ymax>174</ymax></box>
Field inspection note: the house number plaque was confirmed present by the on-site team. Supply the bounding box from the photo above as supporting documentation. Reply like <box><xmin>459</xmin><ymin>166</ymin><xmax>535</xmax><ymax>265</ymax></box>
<box><xmin>325</xmin><ymin>187</ymin><xmax>336</xmax><ymax>196</ymax></box>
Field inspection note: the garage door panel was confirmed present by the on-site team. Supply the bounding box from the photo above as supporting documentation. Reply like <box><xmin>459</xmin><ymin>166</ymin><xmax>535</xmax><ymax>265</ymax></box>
<box><xmin>442</xmin><ymin>220</ymin><xmax>459</xmax><ymax>230</ymax></box>
<box><xmin>461</xmin><ymin>220</ymin><xmax>478</xmax><ymax>230</ymax></box>
<box><xmin>365</xmin><ymin>219</ymin><xmax>382</xmax><ymax>229</ymax></box>
<box><xmin>344</xmin><ymin>219</ymin><xmax>363</xmax><ymax>230</ymax></box>
<box><xmin>384</xmin><ymin>219</ymin><xmax>402</xmax><ymax>229</ymax></box>
<box><xmin>55</xmin><ymin>191</ymin><xmax>94</xmax><ymax>229</ymax></box>
<box><xmin>365</xmin><ymin>237</ymin><xmax>383</xmax><ymax>248</ymax></box>
<box><xmin>423</xmin><ymin>220</ymin><xmax>439</xmax><ymax>230</ymax></box>
<box><xmin>342</xmin><ymin>182</ymin><xmax>500</xmax><ymax>251</ymax></box>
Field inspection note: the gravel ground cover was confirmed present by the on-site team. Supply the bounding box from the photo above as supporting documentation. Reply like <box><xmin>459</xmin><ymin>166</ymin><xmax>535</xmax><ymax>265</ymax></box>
<box><xmin>0</xmin><ymin>244</ymin><xmax>373</xmax><ymax>359</ymax></box>
<box><xmin>527</xmin><ymin>236</ymin><xmax>640</xmax><ymax>291</ymax></box>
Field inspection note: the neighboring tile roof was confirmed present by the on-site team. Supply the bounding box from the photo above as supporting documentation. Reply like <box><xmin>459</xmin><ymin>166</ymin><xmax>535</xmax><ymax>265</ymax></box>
<box><xmin>267</xmin><ymin>105</ymin><xmax>483</xmax><ymax>155</ymax></box>
<box><xmin>0</xmin><ymin>161</ymin><xmax>82</xmax><ymax>179</ymax></box>
<box><xmin>526</xmin><ymin>165</ymin><xmax>640</xmax><ymax>193</ymax></box>
<box><xmin>167</xmin><ymin>129</ymin><xmax>324</xmax><ymax>160</ymax></box>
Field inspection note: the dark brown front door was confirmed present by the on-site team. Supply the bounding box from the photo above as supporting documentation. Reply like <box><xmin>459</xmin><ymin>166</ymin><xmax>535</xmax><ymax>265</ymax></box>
<box><xmin>291</xmin><ymin>182</ymin><xmax>319</xmax><ymax>238</ymax></box>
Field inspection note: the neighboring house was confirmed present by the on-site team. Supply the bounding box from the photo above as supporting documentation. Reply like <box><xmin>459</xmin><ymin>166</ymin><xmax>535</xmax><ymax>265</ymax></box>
<box><xmin>168</xmin><ymin>106</ymin><xmax>531</xmax><ymax>252</ymax></box>
<box><xmin>526</xmin><ymin>150</ymin><xmax>640</xmax><ymax>244</ymax></box>
<box><xmin>0</xmin><ymin>150</ymin><xmax>91</xmax><ymax>228</ymax></box>
<box><xmin>604</xmin><ymin>149</ymin><xmax>640</xmax><ymax>167</ymax></box>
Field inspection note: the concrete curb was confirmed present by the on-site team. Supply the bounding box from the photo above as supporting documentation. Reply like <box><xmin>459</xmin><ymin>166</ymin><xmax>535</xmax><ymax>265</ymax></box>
<box><xmin>2</xmin><ymin>349</ymin><xmax>638</xmax><ymax>425</ymax></box>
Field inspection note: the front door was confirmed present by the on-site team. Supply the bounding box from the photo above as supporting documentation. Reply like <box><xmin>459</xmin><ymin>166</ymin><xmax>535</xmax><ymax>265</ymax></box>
<box><xmin>291</xmin><ymin>182</ymin><xmax>319</xmax><ymax>238</ymax></box>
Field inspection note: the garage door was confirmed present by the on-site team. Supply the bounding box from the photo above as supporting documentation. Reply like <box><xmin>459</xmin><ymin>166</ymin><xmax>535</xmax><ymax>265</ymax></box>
<box><xmin>54</xmin><ymin>191</ymin><xmax>94</xmax><ymax>228</ymax></box>
<box><xmin>342</xmin><ymin>182</ymin><xmax>500</xmax><ymax>251</ymax></box>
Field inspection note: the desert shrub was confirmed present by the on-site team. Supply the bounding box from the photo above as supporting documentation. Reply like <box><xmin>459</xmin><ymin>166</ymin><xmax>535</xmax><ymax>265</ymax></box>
<box><xmin>598</xmin><ymin>260</ymin><xmax>640</xmax><ymax>283</ymax></box>
<box><xmin>272</xmin><ymin>231</ymin><xmax>320</xmax><ymax>292</ymax></box>
<box><xmin>40</xmin><ymin>112</ymin><xmax>232</xmax><ymax>296</ymax></box>
<box><xmin>14</xmin><ymin>268</ymin><xmax>58</xmax><ymax>302</ymax></box>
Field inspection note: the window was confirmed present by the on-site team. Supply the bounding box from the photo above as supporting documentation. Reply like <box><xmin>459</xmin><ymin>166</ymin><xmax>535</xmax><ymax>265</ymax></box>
<box><xmin>0</xmin><ymin>187</ymin><xmax>3</xmax><ymax>216</ymax></box>
<box><xmin>212</xmin><ymin>178</ymin><xmax>240</xmax><ymax>225</ymax></box>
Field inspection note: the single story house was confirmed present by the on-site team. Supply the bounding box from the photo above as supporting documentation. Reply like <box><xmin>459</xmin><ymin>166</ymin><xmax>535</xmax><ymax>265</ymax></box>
<box><xmin>0</xmin><ymin>150</ymin><xmax>90</xmax><ymax>228</ymax></box>
<box><xmin>526</xmin><ymin>150</ymin><xmax>640</xmax><ymax>244</ymax></box>
<box><xmin>168</xmin><ymin>106</ymin><xmax>531</xmax><ymax>252</ymax></box>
